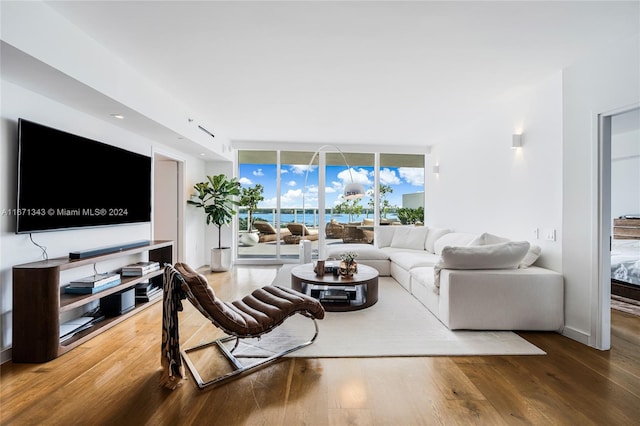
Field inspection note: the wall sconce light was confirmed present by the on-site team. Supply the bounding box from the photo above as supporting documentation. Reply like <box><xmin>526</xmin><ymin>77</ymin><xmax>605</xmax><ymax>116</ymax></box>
<box><xmin>432</xmin><ymin>164</ymin><xmax>440</xmax><ymax>174</ymax></box>
<box><xmin>512</xmin><ymin>134</ymin><xmax>523</xmax><ymax>149</ymax></box>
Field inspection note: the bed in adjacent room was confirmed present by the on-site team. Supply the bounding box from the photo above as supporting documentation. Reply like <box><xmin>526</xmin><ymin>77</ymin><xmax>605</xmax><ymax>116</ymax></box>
<box><xmin>611</xmin><ymin>217</ymin><xmax>640</xmax><ymax>300</ymax></box>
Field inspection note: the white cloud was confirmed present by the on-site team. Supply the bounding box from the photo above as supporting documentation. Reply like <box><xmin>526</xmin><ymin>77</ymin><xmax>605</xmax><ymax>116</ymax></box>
<box><xmin>287</xmin><ymin>180</ymin><xmax>297</xmax><ymax>187</ymax></box>
<box><xmin>290</xmin><ymin>165</ymin><xmax>316</xmax><ymax>175</ymax></box>
<box><xmin>280</xmin><ymin>188</ymin><xmax>303</xmax><ymax>207</ymax></box>
<box><xmin>239</xmin><ymin>177</ymin><xmax>253</xmax><ymax>185</ymax></box>
<box><xmin>399</xmin><ymin>167</ymin><xmax>425</xmax><ymax>186</ymax></box>
<box><xmin>379</xmin><ymin>167</ymin><xmax>401</xmax><ymax>185</ymax></box>
<box><xmin>252</xmin><ymin>168</ymin><xmax>264</xmax><ymax>177</ymax></box>
<box><xmin>280</xmin><ymin>168</ymin><xmax>288</xmax><ymax>174</ymax></box>
<box><xmin>337</xmin><ymin>167</ymin><xmax>371</xmax><ymax>186</ymax></box>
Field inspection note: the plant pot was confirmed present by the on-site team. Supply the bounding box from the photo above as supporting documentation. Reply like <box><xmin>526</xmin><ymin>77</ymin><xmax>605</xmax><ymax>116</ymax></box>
<box><xmin>339</xmin><ymin>260</ymin><xmax>358</xmax><ymax>278</ymax></box>
<box><xmin>211</xmin><ymin>247</ymin><xmax>232</xmax><ymax>272</ymax></box>
<box><xmin>239</xmin><ymin>230</ymin><xmax>259</xmax><ymax>247</ymax></box>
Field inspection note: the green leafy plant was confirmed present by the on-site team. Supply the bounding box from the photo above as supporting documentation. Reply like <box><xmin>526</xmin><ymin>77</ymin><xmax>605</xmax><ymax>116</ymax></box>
<box><xmin>396</xmin><ymin>206</ymin><xmax>424</xmax><ymax>225</ymax></box>
<box><xmin>367</xmin><ymin>184</ymin><xmax>394</xmax><ymax>219</ymax></box>
<box><xmin>239</xmin><ymin>184</ymin><xmax>264</xmax><ymax>231</ymax></box>
<box><xmin>340</xmin><ymin>251</ymin><xmax>359</xmax><ymax>264</ymax></box>
<box><xmin>334</xmin><ymin>197</ymin><xmax>363</xmax><ymax>223</ymax></box>
<box><xmin>187</xmin><ymin>174</ymin><xmax>241</xmax><ymax>249</ymax></box>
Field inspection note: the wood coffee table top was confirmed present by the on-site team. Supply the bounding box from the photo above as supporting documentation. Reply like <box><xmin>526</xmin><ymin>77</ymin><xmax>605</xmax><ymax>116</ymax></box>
<box><xmin>290</xmin><ymin>263</ymin><xmax>379</xmax><ymax>311</ymax></box>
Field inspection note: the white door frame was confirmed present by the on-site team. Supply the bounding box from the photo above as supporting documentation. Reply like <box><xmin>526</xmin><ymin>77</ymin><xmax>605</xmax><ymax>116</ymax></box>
<box><xmin>596</xmin><ymin>103</ymin><xmax>640</xmax><ymax>350</ymax></box>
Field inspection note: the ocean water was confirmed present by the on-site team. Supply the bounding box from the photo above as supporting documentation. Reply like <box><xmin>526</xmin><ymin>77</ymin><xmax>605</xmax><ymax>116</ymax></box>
<box><xmin>239</xmin><ymin>211</ymin><xmax>398</xmax><ymax>227</ymax></box>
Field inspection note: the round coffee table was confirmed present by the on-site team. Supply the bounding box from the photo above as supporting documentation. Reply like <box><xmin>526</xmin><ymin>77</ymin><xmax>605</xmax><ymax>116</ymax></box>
<box><xmin>290</xmin><ymin>263</ymin><xmax>379</xmax><ymax>312</ymax></box>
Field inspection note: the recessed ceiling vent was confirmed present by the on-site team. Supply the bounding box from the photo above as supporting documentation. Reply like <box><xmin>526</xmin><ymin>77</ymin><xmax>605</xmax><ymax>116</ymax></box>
<box><xmin>198</xmin><ymin>125</ymin><xmax>215</xmax><ymax>138</ymax></box>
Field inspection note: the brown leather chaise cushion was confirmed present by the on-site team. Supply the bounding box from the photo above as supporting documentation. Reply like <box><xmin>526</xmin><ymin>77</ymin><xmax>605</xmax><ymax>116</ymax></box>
<box><xmin>174</xmin><ymin>262</ymin><xmax>324</xmax><ymax>336</ymax></box>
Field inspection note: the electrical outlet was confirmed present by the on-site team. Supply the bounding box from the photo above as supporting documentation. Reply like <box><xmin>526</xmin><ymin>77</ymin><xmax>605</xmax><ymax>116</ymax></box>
<box><xmin>531</xmin><ymin>228</ymin><xmax>539</xmax><ymax>240</ymax></box>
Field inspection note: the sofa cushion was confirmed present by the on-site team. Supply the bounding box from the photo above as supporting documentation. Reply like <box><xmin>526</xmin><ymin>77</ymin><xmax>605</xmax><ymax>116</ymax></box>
<box><xmin>374</xmin><ymin>225</ymin><xmax>399</xmax><ymax>248</ymax></box>
<box><xmin>519</xmin><ymin>245</ymin><xmax>542</xmax><ymax>268</ymax></box>
<box><xmin>325</xmin><ymin>244</ymin><xmax>390</xmax><ymax>260</ymax></box>
<box><xmin>433</xmin><ymin>241</ymin><xmax>530</xmax><ymax>291</ymax></box>
<box><xmin>387</xmin><ymin>250</ymin><xmax>440</xmax><ymax>270</ymax></box>
<box><xmin>469</xmin><ymin>232</ymin><xmax>510</xmax><ymax>246</ymax></box>
<box><xmin>390</xmin><ymin>226</ymin><xmax>429</xmax><ymax>250</ymax></box>
<box><xmin>438</xmin><ymin>241</ymin><xmax>530</xmax><ymax>270</ymax></box>
<box><xmin>433</xmin><ymin>232</ymin><xmax>479</xmax><ymax>255</ymax></box>
<box><xmin>425</xmin><ymin>227</ymin><xmax>452</xmax><ymax>253</ymax></box>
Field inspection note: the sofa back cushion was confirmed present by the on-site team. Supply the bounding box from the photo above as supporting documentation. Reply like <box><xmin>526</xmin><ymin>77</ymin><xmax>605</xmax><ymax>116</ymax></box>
<box><xmin>390</xmin><ymin>226</ymin><xmax>429</xmax><ymax>250</ymax></box>
<box><xmin>433</xmin><ymin>232</ymin><xmax>479</xmax><ymax>255</ymax></box>
<box><xmin>425</xmin><ymin>227</ymin><xmax>452</xmax><ymax>253</ymax></box>
<box><xmin>519</xmin><ymin>245</ymin><xmax>542</xmax><ymax>268</ymax></box>
<box><xmin>375</xmin><ymin>225</ymin><xmax>401</xmax><ymax>248</ymax></box>
<box><xmin>438</xmin><ymin>241</ymin><xmax>530</xmax><ymax>270</ymax></box>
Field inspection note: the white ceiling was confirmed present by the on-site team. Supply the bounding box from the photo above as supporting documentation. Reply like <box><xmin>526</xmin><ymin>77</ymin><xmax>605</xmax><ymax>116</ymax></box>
<box><xmin>42</xmin><ymin>1</ymin><xmax>640</xmax><ymax>148</ymax></box>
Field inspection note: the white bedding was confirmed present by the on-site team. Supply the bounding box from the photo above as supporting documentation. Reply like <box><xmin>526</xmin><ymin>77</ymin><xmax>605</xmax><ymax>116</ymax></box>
<box><xmin>611</xmin><ymin>239</ymin><xmax>640</xmax><ymax>286</ymax></box>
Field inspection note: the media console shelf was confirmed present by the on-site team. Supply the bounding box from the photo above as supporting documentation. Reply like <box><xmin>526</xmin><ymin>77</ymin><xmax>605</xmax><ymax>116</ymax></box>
<box><xmin>12</xmin><ymin>240</ymin><xmax>173</xmax><ymax>363</ymax></box>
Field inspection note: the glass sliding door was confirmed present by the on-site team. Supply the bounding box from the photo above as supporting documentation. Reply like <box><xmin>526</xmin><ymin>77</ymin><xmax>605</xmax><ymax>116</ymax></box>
<box><xmin>237</xmin><ymin>150</ymin><xmax>279</xmax><ymax>259</ymax></box>
<box><xmin>324</xmin><ymin>152</ymin><xmax>375</xmax><ymax>249</ymax></box>
<box><xmin>280</xmin><ymin>151</ymin><xmax>319</xmax><ymax>259</ymax></box>
<box><xmin>379</xmin><ymin>153</ymin><xmax>425</xmax><ymax>225</ymax></box>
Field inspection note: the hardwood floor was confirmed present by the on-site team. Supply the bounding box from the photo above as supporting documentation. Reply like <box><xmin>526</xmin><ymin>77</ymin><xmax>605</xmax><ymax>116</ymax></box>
<box><xmin>2</xmin><ymin>265</ymin><xmax>639</xmax><ymax>425</ymax></box>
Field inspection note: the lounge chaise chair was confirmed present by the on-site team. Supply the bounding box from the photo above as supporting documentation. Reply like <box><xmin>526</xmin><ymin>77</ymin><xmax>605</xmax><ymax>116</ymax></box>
<box><xmin>160</xmin><ymin>262</ymin><xmax>325</xmax><ymax>390</ymax></box>
<box><xmin>285</xmin><ymin>223</ymin><xmax>320</xmax><ymax>244</ymax></box>
<box><xmin>253</xmin><ymin>221</ymin><xmax>291</xmax><ymax>242</ymax></box>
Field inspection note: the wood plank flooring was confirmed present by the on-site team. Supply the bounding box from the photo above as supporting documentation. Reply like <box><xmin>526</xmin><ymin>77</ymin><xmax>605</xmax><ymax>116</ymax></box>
<box><xmin>2</xmin><ymin>265</ymin><xmax>639</xmax><ymax>425</ymax></box>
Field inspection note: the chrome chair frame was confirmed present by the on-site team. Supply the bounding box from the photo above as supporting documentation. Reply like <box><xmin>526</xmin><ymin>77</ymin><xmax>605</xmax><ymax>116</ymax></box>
<box><xmin>181</xmin><ymin>312</ymin><xmax>320</xmax><ymax>389</ymax></box>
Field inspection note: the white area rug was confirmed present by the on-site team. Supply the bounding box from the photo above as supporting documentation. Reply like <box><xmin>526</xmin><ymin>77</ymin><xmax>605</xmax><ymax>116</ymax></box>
<box><xmin>234</xmin><ymin>265</ymin><xmax>545</xmax><ymax>357</ymax></box>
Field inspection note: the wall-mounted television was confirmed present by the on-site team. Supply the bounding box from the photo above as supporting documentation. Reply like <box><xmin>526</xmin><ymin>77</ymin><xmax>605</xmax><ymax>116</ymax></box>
<box><xmin>16</xmin><ymin>118</ymin><xmax>152</xmax><ymax>234</ymax></box>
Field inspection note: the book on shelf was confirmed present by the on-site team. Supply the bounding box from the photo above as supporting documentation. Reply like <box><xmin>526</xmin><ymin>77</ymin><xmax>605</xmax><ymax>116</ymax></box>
<box><xmin>121</xmin><ymin>261</ymin><xmax>160</xmax><ymax>276</ymax></box>
<box><xmin>59</xmin><ymin>313</ymin><xmax>105</xmax><ymax>343</ymax></box>
<box><xmin>63</xmin><ymin>278</ymin><xmax>121</xmax><ymax>294</ymax></box>
<box><xmin>135</xmin><ymin>285</ymin><xmax>162</xmax><ymax>302</ymax></box>
<box><xmin>134</xmin><ymin>280</ymin><xmax>153</xmax><ymax>290</ymax></box>
<box><xmin>68</xmin><ymin>272</ymin><xmax>121</xmax><ymax>288</ymax></box>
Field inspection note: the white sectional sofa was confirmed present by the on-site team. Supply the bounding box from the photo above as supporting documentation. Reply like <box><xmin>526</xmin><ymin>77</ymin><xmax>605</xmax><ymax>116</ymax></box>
<box><xmin>325</xmin><ymin>225</ymin><xmax>564</xmax><ymax>331</ymax></box>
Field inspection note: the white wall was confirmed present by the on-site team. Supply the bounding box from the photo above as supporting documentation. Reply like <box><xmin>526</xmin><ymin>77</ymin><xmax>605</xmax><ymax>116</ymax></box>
<box><xmin>426</xmin><ymin>72</ymin><xmax>563</xmax><ymax>272</ymax></box>
<box><xmin>563</xmin><ymin>34</ymin><xmax>640</xmax><ymax>348</ymax></box>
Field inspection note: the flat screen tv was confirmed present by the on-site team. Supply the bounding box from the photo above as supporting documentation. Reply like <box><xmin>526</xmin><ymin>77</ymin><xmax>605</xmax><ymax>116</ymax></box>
<box><xmin>16</xmin><ymin>118</ymin><xmax>152</xmax><ymax>234</ymax></box>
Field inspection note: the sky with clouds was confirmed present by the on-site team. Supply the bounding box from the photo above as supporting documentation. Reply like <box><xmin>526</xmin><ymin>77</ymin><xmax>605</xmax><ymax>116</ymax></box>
<box><xmin>239</xmin><ymin>163</ymin><xmax>424</xmax><ymax>210</ymax></box>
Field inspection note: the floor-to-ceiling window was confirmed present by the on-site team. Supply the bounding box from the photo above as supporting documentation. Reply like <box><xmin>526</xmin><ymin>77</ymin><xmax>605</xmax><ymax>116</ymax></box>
<box><xmin>237</xmin><ymin>149</ymin><xmax>425</xmax><ymax>262</ymax></box>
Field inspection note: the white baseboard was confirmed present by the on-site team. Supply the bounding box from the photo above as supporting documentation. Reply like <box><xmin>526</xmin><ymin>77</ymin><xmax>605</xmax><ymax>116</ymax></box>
<box><xmin>561</xmin><ymin>325</ymin><xmax>590</xmax><ymax>346</ymax></box>
<box><xmin>1</xmin><ymin>347</ymin><xmax>12</xmax><ymax>365</ymax></box>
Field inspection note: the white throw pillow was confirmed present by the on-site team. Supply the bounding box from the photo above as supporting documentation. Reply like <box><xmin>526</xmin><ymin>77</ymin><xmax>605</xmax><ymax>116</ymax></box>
<box><xmin>425</xmin><ymin>227</ymin><xmax>452</xmax><ymax>253</ymax></box>
<box><xmin>469</xmin><ymin>232</ymin><xmax>510</xmax><ymax>246</ymax></box>
<box><xmin>374</xmin><ymin>225</ymin><xmax>398</xmax><ymax>248</ymax></box>
<box><xmin>390</xmin><ymin>226</ymin><xmax>429</xmax><ymax>250</ymax></box>
<box><xmin>433</xmin><ymin>232</ymin><xmax>479</xmax><ymax>255</ymax></box>
<box><xmin>519</xmin><ymin>245</ymin><xmax>542</xmax><ymax>268</ymax></box>
<box><xmin>438</xmin><ymin>241</ymin><xmax>530</xmax><ymax>270</ymax></box>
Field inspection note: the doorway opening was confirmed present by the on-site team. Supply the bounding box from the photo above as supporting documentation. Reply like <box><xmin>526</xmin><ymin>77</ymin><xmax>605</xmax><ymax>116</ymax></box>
<box><xmin>153</xmin><ymin>152</ymin><xmax>185</xmax><ymax>262</ymax></box>
<box><xmin>598</xmin><ymin>105</ymin><xmax>640</xmax><ymax>350</ymax></box>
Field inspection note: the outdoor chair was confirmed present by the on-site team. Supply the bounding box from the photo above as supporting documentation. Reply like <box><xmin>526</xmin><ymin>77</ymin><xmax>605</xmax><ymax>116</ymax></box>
<box><xmin>285</xmin><ymin>223</ymin><xmax>320</xmax><ymax>244</ymax></box>
<box><xmin>160</xmin><ymin>262</ymin><xmax>325</xmax><ymax>390</ymax></box>
<box><xmin>253</xmin><ymin>220</ymin><xmax>291</xmax><ymax>242</ymax></box>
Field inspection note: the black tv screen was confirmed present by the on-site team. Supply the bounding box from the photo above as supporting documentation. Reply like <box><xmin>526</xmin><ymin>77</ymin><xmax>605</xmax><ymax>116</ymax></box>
<box><xmin>16</xmin><ymin>119</ymin><xmax>152</xmax><ymax>234</ymax></box>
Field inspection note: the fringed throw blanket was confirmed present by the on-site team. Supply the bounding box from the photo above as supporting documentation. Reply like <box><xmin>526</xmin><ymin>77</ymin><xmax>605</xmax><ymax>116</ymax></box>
<box><xmin>160</xmin><ymin>264</ymin><xmax>187</xmax><ymax>390</ymax></box>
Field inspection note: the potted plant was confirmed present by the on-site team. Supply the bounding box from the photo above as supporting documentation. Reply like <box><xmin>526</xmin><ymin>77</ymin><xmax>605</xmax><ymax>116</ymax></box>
<box><xmin>238</xmin><ymin>183</ymin><xmax>264</xmax><ymax>246</ymax></box>
<box><xmin>188</xmin><ymin>174</ymin><xmax>240</xmax><ymax>271</ymax></box>
<box><xmin>339</xmin><ymin>251</ymin><xmax>359</xmax><ymax>278</ymax></box>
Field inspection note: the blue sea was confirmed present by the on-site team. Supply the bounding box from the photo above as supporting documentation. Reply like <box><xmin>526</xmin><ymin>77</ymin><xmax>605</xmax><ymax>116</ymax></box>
<box><xmin>238</xmin><ymin>211</ymin><xmax>397</xmax><ymax>227</ymax></box>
